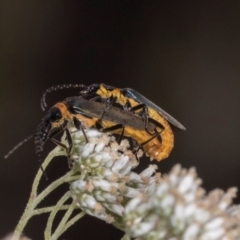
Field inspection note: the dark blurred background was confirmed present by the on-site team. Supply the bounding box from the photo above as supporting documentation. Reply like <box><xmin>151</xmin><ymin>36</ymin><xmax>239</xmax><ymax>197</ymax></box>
<box><xmin>1</xmin><ymin>1</ymin><xmax>240</xmax><ymax>239</ymax></box>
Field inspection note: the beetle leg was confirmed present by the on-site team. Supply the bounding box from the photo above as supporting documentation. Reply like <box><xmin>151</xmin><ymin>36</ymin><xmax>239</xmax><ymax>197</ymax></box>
<box><xmin>51</xmin><ymin>137</ymin><xmax>69</xmax><ymax>151</ymax></box>
<box><xmin>37</xmin><ymin>125</ymin><xmax>68</xmax><ymax>180</ymax></box>
<box><xmin>98</xmin><ymin>96</ymin><xmax>117</xmax><ymax>122</ymax></box>
<box><xmin>123</xmin><ymin>99</ymin><xmax>132</xmax><ymax>111</ymax></box>
<box><xmin>95</xmin><ymin>122</ymin><xmax>125</xmax><ymax>144</ymax></box>
<box><xmin>50</xmin><ymin>128</ymin><xmax>71</xmax><ymax>154</ymax></box>
<box><xmin>73</xmin><ymin>116</ymin><xmax>88</xmax><ymax>143</ymax></box>
<box><xmin>49</xmin><ymin>119</ymin><xmax>86</xmax><ymax>168</ymax></box>
<box><xmin>133</xmin><ymin>128</ymin><xmax>163</xmax><ymax>154</ymax></box>
<box><xmin>50</xmin><ymin>127</ymin><xmax>84</xmax><ymax>169</ymax></box>
<box><xmin>95</xmin><ymin>96</ymin><xmax>117</xmax><ymax>129</ymax></box>
<box><xmin>148</xmin><ymin>118</ymin><xmax>165</xmax><ymax>142</ymax></box>
<box><xmin>125</xmin><ymin>102</ymin><xmax>154</xmax><ymax>135</ymax></box>
<box><xmin>131</xmin><ymin>139</ymin><xmax>140</xmax><ymax>161</ymax></box>
<box><xmin>103</xmin><ymin>124</ymin><xmax>125</xmax><ymax>144</ymax></box>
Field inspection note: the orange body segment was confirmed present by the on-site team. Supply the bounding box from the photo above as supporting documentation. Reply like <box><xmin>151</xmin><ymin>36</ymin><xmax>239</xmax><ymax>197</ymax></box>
<box><xmin>95</xmin><ymin>84</ymin><xmax>174</xmax><ymax>161</ymax></box>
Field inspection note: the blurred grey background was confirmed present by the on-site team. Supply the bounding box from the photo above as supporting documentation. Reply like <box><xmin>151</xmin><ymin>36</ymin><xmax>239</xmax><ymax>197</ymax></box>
<box><xmin>1</xmin><ymin>1</ymin><xmax>240</xmax><ymax>239</ymax></box>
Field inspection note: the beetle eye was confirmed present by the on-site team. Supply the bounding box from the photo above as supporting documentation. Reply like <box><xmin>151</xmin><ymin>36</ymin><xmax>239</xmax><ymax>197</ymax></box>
<box><xmin>48</xmin><ymin>107</ymin><xmax>62</xmax><ymax>122</ymax></box>
<box><xmin>55</xmin><ymin>111</ymin><xmax>61</xmax><ymax>120</ymax></box>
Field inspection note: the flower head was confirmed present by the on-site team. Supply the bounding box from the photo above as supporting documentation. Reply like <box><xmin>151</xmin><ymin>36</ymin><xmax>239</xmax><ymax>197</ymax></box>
<box><xmin>69</xmin><ymin>129</ymin><xmax>156</xmax><ymax>223</ymax></box>
<box><xmin>123</xmin><ymin>165</ymin><xmax>240</xmax><ymax>240</ymax></box>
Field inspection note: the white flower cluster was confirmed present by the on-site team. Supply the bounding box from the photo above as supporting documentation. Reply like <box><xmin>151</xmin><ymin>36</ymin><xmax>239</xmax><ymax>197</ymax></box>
<box><xmin>70</xmin><ymin>128</ymin><xmax>157</xmax><ymax>224</ymax></box>
<box><xmin>123</xmin><ymin>165</ymin><xmax>240</xmax><ymax>240</ymax></box>
<box><xmin>69</xmin><ymin>128</ymin><xmax>240</xmax><ymax>239</ymax></box>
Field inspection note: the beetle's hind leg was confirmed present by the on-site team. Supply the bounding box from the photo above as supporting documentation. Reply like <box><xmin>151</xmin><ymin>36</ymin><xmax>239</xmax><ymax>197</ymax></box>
<box><xmin>133</xmin><ymin>127</ymin><xmax>163</xmax><ymax>156</ymax></box>
<box><xmin>124</xmin><ymin>102</ymin><xmax>155</xmax><ymax>135</ymax></box>
<box><xmin>96</xmin><ymin>95</ymin><xmax>117</xmax><ymax>124</ymax></box>
<box><xmin>95</xmin><ymin>121</ymin><xmax>125</xmax><ymax>144</ymax></box>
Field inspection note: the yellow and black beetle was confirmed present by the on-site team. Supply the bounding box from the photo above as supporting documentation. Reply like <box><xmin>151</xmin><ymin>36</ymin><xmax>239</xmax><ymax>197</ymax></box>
<box><xmin>36</xmin><ymin>96</ymin><xmax>173</xmax><ymax>161</ymax></box>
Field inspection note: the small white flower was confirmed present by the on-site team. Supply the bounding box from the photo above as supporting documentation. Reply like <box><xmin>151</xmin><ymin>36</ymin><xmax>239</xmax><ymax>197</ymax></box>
<box><xmin>122</xmin><ymin>165</ymin><xmax>240</xmax><ymax>239</ymax></box>
<box><xmin>69</xmin><ymin>129</ymin><xmax>147</xmax><ymax>222</ymax></box>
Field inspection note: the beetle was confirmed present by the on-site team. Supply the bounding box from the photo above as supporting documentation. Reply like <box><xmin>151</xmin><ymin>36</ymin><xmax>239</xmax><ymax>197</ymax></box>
<box><xmin>6</xmin><ymin>83</ymin><xmax>182</xmax><ymax>163</ymax></box>
<box><xmin>5</xmin><ymin>95</ymin><xmax>174</xmax><ymax>162</ymax></box>
<box><xmin>40</xmin><ymin>83</ymin><xmax>185</xmax><ymax>154</ymax></box>
<box><xmin>35</xmin><ymin>96</ymin><xmax>174</xmax><ymax>161</ymax></box>
<box><xmin>80</xmin><ymin>83</ymin><xmax>186</xmax><ymax>131</ymax></box>
<box><xmin>40</xmin><ymin>83</ymin><xmax>186</xmax><ymax>132</ymax></box>
<box><xmin>39</xmin><ymin>83</ymin><xmax>186</xmax><ymax>160</ymax></box>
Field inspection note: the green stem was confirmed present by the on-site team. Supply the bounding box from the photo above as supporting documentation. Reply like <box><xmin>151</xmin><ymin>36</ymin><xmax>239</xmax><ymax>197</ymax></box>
<box><xmin>32</xmin><ymin>148</ymin><xmax>65</xmax><ymax>196</ymax></box>
<box><xmin>33</xmin><ymin>205</ymin><xmax>72</xmax><ymax>215</ymax></box>
<box><xmin>34</xmin><ymin>169</ymin><xmax>75</xmax><ymax>206</ymax></box>
<box><xmin>51</xmin><ymin>200</ymin><xmax>75</xmax><ymax>240</ymax></box>
<box><xmin>61</xmin><ymin>211</ymin><xmax>85</xmax><ymax>235</ymax></box>
<box><xmin>44</xmin><ymin>192</ymin><xmax>70</xmax><ymax>239</ymax></box>
<box><xmin>12</xmin><ymin>147</ymin><xmax>66</xmax><ymax>239</ymax></box>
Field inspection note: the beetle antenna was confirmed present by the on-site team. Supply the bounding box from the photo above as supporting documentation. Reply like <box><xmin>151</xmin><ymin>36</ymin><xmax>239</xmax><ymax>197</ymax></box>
<box><xmin>4</xmin><ymin>134</ymin><xmax>34</xmax><ymax>159</ymax></box>
<box><xmin>40</xmin><ymin>84</ymin><xmax>87</xmax><ymax>111</ymax></box>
